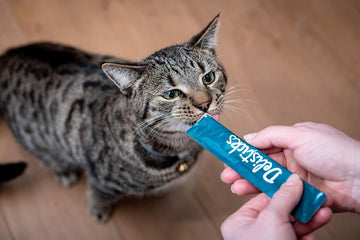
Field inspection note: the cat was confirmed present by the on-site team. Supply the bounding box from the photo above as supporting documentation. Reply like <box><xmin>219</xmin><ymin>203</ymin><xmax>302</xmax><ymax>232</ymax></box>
<box><xmin>0</xmin><ymin>14</ymin><xmax>227</xmax><ymax>222</ymax></box>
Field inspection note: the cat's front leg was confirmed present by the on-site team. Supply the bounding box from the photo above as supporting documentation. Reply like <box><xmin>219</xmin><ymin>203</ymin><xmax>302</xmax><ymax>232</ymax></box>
<box><xmin>86</xmin><ymin>182</ymin><xmax>119</xmax><ymax>222</ymax></box>
<box><xmin>36</xmin><ymin>154</ymin><xmax>82</xmax><ymax>187</ymax></box>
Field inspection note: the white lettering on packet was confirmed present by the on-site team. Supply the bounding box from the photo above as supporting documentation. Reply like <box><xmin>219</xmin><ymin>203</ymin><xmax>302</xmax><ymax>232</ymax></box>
<box><xmin>226</xmin><ymin>135</ymin><xmax>282</xmax><ymax>184</ymax></box>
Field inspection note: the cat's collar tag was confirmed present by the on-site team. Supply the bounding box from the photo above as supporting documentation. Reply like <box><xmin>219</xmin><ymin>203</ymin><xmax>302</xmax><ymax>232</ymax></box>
<box><xmin>177</xmin><ymin>156</ymin><xmax>195</xmax><ymax>173</ymax></box>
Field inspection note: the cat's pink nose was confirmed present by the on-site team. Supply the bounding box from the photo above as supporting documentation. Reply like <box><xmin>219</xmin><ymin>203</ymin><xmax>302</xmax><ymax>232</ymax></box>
<box><xmin>193</xmin><ymin>99</ymin><xmax>212</xmax><ymax>112</ymax></box>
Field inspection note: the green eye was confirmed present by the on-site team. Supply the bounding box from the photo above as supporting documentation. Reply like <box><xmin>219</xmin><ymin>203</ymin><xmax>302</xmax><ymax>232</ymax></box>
<box><xmin>162</xmin><ymin>89</ymin><xmax>181</xmax><ymax>100</ymax></box>
<box><xmin>202</xmin><ymin>72</ymin><xmax>215</xmax><ymax>85</ymax></box>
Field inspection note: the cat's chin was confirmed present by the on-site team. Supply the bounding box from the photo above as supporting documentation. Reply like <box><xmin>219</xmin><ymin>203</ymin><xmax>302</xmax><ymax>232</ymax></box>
<box><xmin>194</xmin><ymin>113</ymin><xmax>219</xmax><ymax>123</ymax></box>
<box><xmin>181</xmin><ymin>114</ymin><xmax>220</xmax><ymax>131</ymax></box>
<box><xmin>175</xmin><ymin>123</ymin><xmax>194</xmax><ymax>132</ymax></box>
<box><xmin>168</xmin><ymin>120</ymin><xmax>198</xmax><ymax>133</ymax></box>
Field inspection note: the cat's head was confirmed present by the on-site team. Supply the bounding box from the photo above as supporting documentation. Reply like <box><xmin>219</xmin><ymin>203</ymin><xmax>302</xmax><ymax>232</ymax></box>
<box><xmin>102</xmin><ymin>14</ymin><xmax>226</xmax><ymax>136</ymax></box>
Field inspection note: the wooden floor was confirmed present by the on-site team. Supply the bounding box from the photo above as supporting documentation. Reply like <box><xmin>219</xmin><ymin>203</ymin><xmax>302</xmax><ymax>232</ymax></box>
<box><xmin>1</xmin><ymin>0</ymin><xmax>360</xmax><ymax>239</ymax></box>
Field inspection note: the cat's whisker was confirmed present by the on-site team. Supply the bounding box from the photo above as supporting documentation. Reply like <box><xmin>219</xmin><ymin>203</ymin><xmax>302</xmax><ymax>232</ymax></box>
<box><xmin>223</xmin><ymin>96</ymin><xmax>252</xmax><ymax>115</ymax></box>
<box><xmin>146</xmin><ymin>119</ymin><xmax>167</xmax><ymax>138</ymax></box>
<box><xmin>222</xmin><ymin>105</ymin><xmax>252</xmax><ymax>119</ymax></box>
<box><xmin>227</xmin><ymin>83</ymin><xmax>250</xmax><ymax>89</ymax></box>
<box><xmin>153</xmin><ymin>114</ymin><xmax>191</xmax><ymax>136</ymax></box>
<box><xmin>150</xmin><ymin>123</ymin><xmax>173</xmax><ymax>141</ymax></box>
<box><xmin>225</xmin><ymin>88</ymin><xmax>249</xmax><ymax>97</ymax></box>
<box><xmin>223</xmin><ymin>98</ymin><xmax>258</xmax><ymax>105</ymax></box>
<box><xmin>146</xmin><ymin>115</ymin><xmax>174</xmax><ymax>139</ymax></box>
<box><xmin>155</xmin><ymin>121</ymin><xmax>172</xmax><ymax>136</ymax></box>
<box><xmin>135</xmin><ymin>113</ymin><xmax>170</xmax><ymax>133</ymax></box>
<box><xmin>226</xmin><ymin>84</ymin><xmax>250</xmax><ymax>90</ymax></box>
<box><xmin>223</xmin><ymin>99</ymin><xmax>249</xmax><ymax>105</ymax></box>
<box><xmin>221</xmin><ymin>109</ymin><xmax>233</xmax><ymax>123</ymax></box>
<box><xmin>227</xmin><ymin>85</ymin><xmax>239</xmax><ymax>90</ymax></box>
<box><xmin>224</xmin><ymin>99</ymin><xmax>247</xmax><ymax>103</ymax></box>
<box><xmin>224</xmin><ymin>90</ymin><xmax>249</xmax><ymax>100</ymax></box>
<box><xmin>157</xmin><ymin>116</ymin><xmax>176</xmax><ymax>130</ymax></box>
<box><xmin>136</xmin><ymin>114</ymin><xmax>167</xmax><ymax>127</ymax></box>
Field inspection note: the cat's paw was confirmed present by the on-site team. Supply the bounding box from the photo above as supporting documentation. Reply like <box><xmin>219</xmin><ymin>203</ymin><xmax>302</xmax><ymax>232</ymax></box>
<box><xmin>87</xmin><ymin>201</ymin><xmax>114</xmax><ymax>223</ymax></box>
<box><xmin>53</xmin><ymin>171</ymin><xmax>79</xmax><ymax>187</ymax></box>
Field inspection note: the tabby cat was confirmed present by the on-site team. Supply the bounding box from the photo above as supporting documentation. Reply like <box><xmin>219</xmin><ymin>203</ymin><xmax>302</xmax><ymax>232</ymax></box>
<box><xmin>0</xmin><ymin>15</ymin><xmax>227</xmax><ymax>222</ymax></box>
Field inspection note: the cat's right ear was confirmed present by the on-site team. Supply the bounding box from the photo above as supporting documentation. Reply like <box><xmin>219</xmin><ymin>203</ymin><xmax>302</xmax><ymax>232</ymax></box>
<box><xmin>188</xmin><ymin>13</ymin><xmax>220</xmax><ymax>51</ymax></box>
<box><xmin>102</xmin><ymin>63</ymin><xmax>145</xmax><ymax>95</ymax></box>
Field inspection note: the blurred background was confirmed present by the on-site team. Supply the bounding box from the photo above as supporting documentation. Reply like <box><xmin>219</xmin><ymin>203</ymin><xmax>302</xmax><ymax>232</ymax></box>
<box><xmin>0</xmin><ymin>0</ymin><xmax>359</xmax><ymax>239</ymax></box>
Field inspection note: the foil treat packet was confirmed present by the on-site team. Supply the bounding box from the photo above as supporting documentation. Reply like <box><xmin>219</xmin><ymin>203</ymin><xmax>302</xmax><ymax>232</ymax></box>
<box><xmin>186</xmin><ymin>114</ymin><xmax>326</xmax><ymax>223</ymax></box>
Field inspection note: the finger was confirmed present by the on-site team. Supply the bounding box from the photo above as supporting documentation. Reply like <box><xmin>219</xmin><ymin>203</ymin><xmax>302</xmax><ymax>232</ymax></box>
<box><xmin>294</xmin><ymin>207</ymin><xmax>332</xmax><ymax>236</ymax></box>
<box><xmin>261</xmin><ymin>147</ymin><xmax>284</xmax><ymax>155</ymax></box>
<box><xmin>323</xmin><ymin>192</ymin><xmax>334</xmax><ymax>208</ymax></box>
<box><xmin>293</xmin><ymin>122</ymin><xmax>335</xmax><ymax>133</ymax></box>
<box><xmin>293</xmin><ymin>122</ymin><xmax>317</xmax><ymax>128</ymax></box>
<box><xmin>233</xmin><ymin>193</ymin><xmax>270</xmax><ymax>218</ymax></box>
<box><xmin>221</xmin><ymin>193</ymin><xmax>270</xmax><ymax>239</ymax></box>
<box><xmin>267</xmin><ymin>152</ymin><xmax>286</xmax><ymax>166</ymax></box>
<box><xmin>231</xmin><ymin>179</ymin><xmax>260</xmax><ymax>195</ymax></box>
<box><xmin>262</xmin><ymin>174</ymin><xmax>303</xmax><ymax>220</ymax></box>
<box><xmin>220</xmin><ymin>167</ymin><xmax>243</xmax><ymax>184</ymax></box>
<box><xmin>300</xmin><ymin>235</ymin><xmax>314</xmax><ymax>240</ymax></box>
<box><xmin>244</xmin><ymin>126</ymin><xmax>305</xmax><ymax>150</ymax></box>
<box><xmin>244</xmin><ymin>133</ymin><xmax>283</xmax><ymax>154</ymax></box>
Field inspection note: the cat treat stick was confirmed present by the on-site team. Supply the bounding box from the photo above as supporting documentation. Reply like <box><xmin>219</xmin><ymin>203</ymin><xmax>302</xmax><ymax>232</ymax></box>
<box><xmin>186</xmin><ymin>114</ymin><xmax>326</xmax><ymax>223</ymax></box>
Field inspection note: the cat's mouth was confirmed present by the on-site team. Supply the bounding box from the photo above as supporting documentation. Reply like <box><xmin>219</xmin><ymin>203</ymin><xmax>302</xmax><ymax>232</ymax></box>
<box><xmin>189</xmin><ymin>114</ymin><xmax>219</xmax><ymax>126</ymax></box>
<box><xmin>158</xmin><ymin>112</ymin><xmax>221</xmax><ymax>134</ymax></box>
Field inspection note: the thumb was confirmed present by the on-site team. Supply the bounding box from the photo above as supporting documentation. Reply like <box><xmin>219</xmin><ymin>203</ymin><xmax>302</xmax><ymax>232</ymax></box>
<box><xmin>244</xmin><ymin>126</ymin><xmax>302</xmax><ymax>150</ymax></box>
<box><xmin>263</xmin><ymin>174</ymin><xmax>303</xmax><ymax>220</ymax></box>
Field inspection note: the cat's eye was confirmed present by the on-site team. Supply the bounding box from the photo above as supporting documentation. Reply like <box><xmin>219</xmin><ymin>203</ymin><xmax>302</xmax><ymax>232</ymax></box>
<box><xmin>202</xmin><ymin>72</ymin><xmax>215</xmax><ymax>85</ymax></box>
<box><xmin>162</xmin><ymin>89</ymin><xmax>182</xmax><ymax>100</ymax></box>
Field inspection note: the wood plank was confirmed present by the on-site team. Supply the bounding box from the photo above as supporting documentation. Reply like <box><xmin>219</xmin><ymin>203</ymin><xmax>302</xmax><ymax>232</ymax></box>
<box><xmin>113</xmin><ymin>184</ymin><xmax>221</xmax><ymax>240</ymax></box>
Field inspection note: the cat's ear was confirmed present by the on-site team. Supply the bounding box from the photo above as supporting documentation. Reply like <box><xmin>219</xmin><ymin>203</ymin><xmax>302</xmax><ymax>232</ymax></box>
<box><xmin>102</xmin><ymin>62</ymin><xmax>145</xmax><ymax>95</ymax></box>
<box><xmin>188</xmin><ymin>13</ymin><xmax>220</xmax><ymax>50</ymax></box>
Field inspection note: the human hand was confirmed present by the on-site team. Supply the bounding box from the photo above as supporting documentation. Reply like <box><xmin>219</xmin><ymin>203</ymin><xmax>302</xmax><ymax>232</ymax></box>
<box><xmin>221</xmin><ymin>174</ymin><xmax>332</xmax><ymax>240</ymax></box>
<box><xmin>221</xmin><ymin>122</ymin><xmax>360</xmax><ymax>213</ymax></box>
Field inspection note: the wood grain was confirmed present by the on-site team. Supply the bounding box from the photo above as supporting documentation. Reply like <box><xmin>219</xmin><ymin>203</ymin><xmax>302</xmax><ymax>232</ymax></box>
<box><xmin>1</xmin><ymin>0</ymin><xmax>360</xmax><ymax>239</ymax></box>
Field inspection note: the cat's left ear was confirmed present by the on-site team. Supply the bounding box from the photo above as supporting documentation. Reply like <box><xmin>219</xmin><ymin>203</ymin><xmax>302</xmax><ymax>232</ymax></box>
<box><xmin>188</xmin><ymin>13</ymin><xmax>220</xmax><ymax>50</ymax></box>
<box><xmin>102</xmin><ymin>62</ymin><xmax>145</xmax><ymax>95</ymax></box>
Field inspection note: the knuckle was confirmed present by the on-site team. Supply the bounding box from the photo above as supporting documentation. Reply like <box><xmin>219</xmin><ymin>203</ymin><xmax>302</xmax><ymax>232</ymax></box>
<box><xmin>220</xmin><ymin>218</ymin><xmax>234</xmax><ymax>238</ymax></box>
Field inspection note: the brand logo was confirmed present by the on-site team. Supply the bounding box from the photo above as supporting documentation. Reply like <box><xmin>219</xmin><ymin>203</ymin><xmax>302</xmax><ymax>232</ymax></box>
<box><xmin>226</xmin><ymin>135</ymin><xmax>282</xmax><ymax>184</ymax></box>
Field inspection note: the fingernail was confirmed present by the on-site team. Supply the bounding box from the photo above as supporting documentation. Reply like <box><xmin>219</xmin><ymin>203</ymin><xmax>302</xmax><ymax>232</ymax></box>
<box><xmin>230</xmin><ymin>185</ymin><xmax>235</xmax><ymax>194</ymax></box>
<box><xmin>284</xmin><ymin>174</ymin><xmax>301</xmax><ymax>186</ymax></box>
<box><xmin>220</xmin><ymin>172</ymin><xmax>227</xmax><ymax>182</ymax></box>
<box><xmin>244</xmin><ymin>132</ymin><xmax>257</xmax><ymax>142</ymax></box>
<box><xmin>326</xmin><ymin>207</ymin><xmax>333</xmax><ymax>215</ymax></box>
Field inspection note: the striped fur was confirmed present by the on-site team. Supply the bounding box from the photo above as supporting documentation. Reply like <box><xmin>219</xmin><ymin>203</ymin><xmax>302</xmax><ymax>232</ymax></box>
<box><xmin>0</xmin><ymin>15</ymin><xmax>226</xmax><ymax>222</ymax></box>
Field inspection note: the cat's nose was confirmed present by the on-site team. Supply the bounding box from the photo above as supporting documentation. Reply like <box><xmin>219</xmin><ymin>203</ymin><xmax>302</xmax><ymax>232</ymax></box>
<box><xmin>193</xmin><ymin>98</ymin><xmax>212</xmax><ymax>112</ymax></box>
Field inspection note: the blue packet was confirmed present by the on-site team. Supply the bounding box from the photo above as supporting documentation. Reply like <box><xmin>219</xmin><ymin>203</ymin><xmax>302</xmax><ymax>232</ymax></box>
<box><xmin>186</xmin><ymin>114</ymin><xmax>326</xmax><ymax>223</ymax></box>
